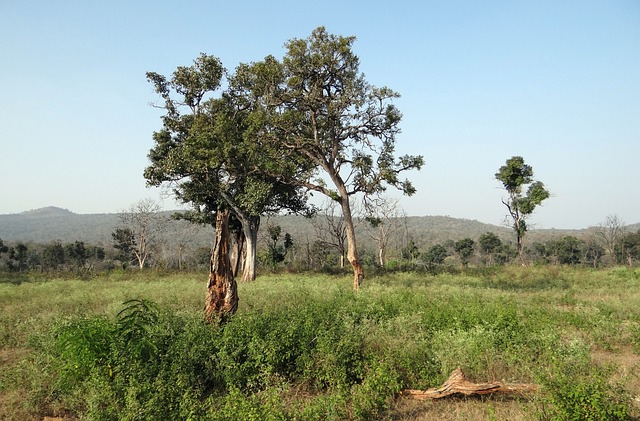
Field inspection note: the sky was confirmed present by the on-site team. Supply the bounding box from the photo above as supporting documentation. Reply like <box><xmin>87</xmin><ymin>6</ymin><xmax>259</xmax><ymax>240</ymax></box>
<box><xmin>0</xmin><ymin>1</ymin><xmax>638</xmax><ymax>229</ymax></box>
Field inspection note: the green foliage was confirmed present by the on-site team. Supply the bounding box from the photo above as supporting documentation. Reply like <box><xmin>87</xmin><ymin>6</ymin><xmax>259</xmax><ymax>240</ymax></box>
<box><xmin>0</xmin><ymin>238</ymin><xmax>8</xmax><ymax>256</ymax></box>
<box><xmin>540</xmin><ymin>353</ymin><xmax>630</xmax><ymax>420</ymax></box>
<box><xmin>42</xmin><ymin>241</ymin><xmax>65</xmax><ymax>270</ymax></box>
<box><xmin>616</xmin><ymin>229</ymin><xmax>640</xmax><ymax>265</ymax></box>
<box><xmin>111</xmin><ymin>227</ymin><xmax>135</xmax><ymax>264</ymax></box>
<box><xmin>454</xmin><ymin>238</ymin><xmax>475</xmax><ymax>267</ymax></box>
<box><xmin>38</xmin><ymin>291</ymin><xmax>434</xmax><ymax>419</ymax></box>
<box><xmin>424</xmin><ymin>244</ymin><xmax>448</xmax><ymax>270</ymax></box>
<box><xmin>260</xmin><ymin>225</ymin><xmax>293</xmax><ymax>268</ymax></box>
<box><xmin>401</xmin><ymin>239</ymin><xmax>420</xmax><ymax>261</ymax></box>
<box><xmin>495</xmin><ymin>156</ymin><xmax>550</xmax><ymax>261</ymax></box>
<box><xmin>3</xmin><ymin>269</ymin><xmax>639</xmax><ymax>419</ymax></box>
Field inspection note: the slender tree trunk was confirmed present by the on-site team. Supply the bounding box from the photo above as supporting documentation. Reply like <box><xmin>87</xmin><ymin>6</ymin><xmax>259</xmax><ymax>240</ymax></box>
<box><xmin>339</xmin><ymin>198</ymin><xmax>363</xmax><ymax>290</ymax></box>
<box><xmin>204</xmin><ymin>209</ymin><xmax>238</xmax><ymax>324</ymax></box>
<box><xmin>230</xmin><ymin>230</ymin><xmax>245</xmax><ymax>277</ymax></box>
<box><xmin>514</xmin><ymin>218</ymin><xmax>526</xmax><ymax>266</ymax></box>
<box><xmin>219</xmin><ymin>190</ymin><xmax>260</xmax><ymax>283</ymax></box>
<box><xmin>516</xmin><ymin>234</ymin><xmax>524</xmax><ymax>265</ymax></box>
<box><xmin>240</xmin><ymin>216</ymin><xmax>260</xmax><ymax>282</ymax></box>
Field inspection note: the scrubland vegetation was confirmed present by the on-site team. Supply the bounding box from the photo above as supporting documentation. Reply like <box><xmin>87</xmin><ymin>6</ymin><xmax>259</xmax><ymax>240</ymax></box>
<box><xmin>1</xmin><ymin>266</ymin><xmax>639</xmax><ymax>420</ymax></box>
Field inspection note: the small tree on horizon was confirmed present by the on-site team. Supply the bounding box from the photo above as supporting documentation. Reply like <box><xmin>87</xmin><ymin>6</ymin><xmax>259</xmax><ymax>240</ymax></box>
<box><xmin>595</xmin><ymin>214</ymin><xmax>626</xmax><ymax>265</ymax></box>
<box><xmin>495</xmin><ymin>156</ymin><xmax>550</xmax><ymax>265</ymax></box>
<box><xmin>113</xmin><ymin>199</ymin><xmax>167</xmax><ymax>270</ymax></box>
<box><xmin>454</xmin><ymin>238</ymin><xmax>475</xmax><ymax>267</ymax></box>
<box><xmin>364</xmin><ymin>196</ymin><xmax>403</xmax><ymax>268</ymax></box>
<box><xmin>478</xmin><ymin>232</ymin><xmax>502</xmax><ymax>265</ymax></box>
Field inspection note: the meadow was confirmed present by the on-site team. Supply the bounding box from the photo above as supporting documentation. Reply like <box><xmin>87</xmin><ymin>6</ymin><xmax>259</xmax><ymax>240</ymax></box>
<box><xmin>1</xmin><ymin>266</ymin><xmax>639</xmax><ymax>420</ymax></box>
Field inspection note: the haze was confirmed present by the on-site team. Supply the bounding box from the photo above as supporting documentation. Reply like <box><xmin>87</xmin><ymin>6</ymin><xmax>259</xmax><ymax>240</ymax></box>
<box><xmin>1</xmin><ymin>1</ymin><xmax>638</xmax><ymax>229</ymax></box>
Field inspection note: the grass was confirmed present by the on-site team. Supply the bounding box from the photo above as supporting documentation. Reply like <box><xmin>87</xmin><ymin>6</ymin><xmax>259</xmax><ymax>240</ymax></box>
<box><xmin>1</xmin><ymin>266</ymin><xmax>639</xmax><ymax>420</ymax></box>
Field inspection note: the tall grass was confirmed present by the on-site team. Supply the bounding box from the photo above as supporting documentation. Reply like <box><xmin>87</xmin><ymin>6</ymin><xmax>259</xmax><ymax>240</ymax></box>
<box><xmin>1</xmin><ymin>266</ymin><xmax>638</xmax><ymax>420</ymax></box>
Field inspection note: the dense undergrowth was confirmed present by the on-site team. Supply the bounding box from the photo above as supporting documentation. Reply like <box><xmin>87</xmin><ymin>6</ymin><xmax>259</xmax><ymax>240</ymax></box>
<box><xmin>1</xmin><ymin>267</ymin><xmax>639</xmax><ymax>420</ymax></box>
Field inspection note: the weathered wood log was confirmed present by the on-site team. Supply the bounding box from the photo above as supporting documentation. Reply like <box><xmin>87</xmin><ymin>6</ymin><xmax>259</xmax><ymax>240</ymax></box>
<box><xmin>403</xmin><ymin>368</ymin><xmax>539</xmax><ymax>400</ymax></box>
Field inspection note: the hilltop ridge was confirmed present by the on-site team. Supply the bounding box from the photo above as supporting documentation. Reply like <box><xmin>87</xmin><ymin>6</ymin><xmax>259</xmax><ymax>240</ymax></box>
<box><xmin>1</xmin><ymin>206</ymin><xmax>631</xmax><ymax>247</ymax></box>
<box><xmin>20</xmin><ymin>206</ymin><xmax>76</xmax><ymax>216</ymax></box>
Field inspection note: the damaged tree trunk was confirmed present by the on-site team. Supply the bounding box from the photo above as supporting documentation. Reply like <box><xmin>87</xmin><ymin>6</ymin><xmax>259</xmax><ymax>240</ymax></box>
<box><xmin>403</xmin><ymin>368</ymin><xmax>539</xmax><ymax>400</ymax></box>
<box><xmin>204</xmin><ymin>209</ymin><xmax>238</xmax><ymax>324</ymax></box>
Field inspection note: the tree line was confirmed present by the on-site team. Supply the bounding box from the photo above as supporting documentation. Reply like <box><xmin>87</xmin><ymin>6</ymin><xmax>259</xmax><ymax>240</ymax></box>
<box><xmin>1</xmin><ymin>211</ymin><xmax>638</xmax><ymax>274</ymax></box>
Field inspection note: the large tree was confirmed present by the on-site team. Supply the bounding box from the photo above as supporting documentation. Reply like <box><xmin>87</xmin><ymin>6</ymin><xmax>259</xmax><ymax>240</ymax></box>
<box><xmin>495</xmin><ymin>156</ymin><xmax>550</xmax><ymax>264</ymax></box>
<box><xmin>145</xmin><ymin>54</ymin><xmax>309</xmax><ymax>286</ymax></box>
<box><xmin>238</xmin><ymin>27</ymin><xmax>423</xmax><ymax>289</ymax></box>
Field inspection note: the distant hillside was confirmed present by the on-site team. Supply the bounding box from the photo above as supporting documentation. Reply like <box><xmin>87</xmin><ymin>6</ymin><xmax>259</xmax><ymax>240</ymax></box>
<box><xmin>20</xmin><ymin>206</ymin><xmax>76</xmax><ymax>217</ymax></box>
<box><xmin>0</xmin><ymin>207</ymin><xmax>122</xmax><ymax>244</ymax></box>
<box><xmin>0</xmin><ymin>206</ymin><xmax>630</xmax><ymax>248</ymax></box>
<box><xmin>264</xmin><ymin>214</ymin><xmax>590</xmax><ymax>249</ymax></box>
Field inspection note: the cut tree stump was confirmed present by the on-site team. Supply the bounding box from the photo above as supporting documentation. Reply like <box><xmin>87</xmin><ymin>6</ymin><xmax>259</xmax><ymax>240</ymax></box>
<box><xmin>403</xmin><ymin>368</ymin><xmax>539</xmax><ymax>400</ymax></box>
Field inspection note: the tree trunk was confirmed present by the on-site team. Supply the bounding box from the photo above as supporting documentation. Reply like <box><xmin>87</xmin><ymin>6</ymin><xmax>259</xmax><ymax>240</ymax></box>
<box><xmin>240</xmin><ymin>216</ymin><xmax>259</xmax><ymax>282</ymax></box>
<box><xmin>514</xmin><ymin>218</ymin><xmax>526</xmax><ymax>266</ymax></box>
<box><xmin>204</xmin><ymin>209</ymin><xmax>238</xmax><ymax>324</ymax></box>
<box><xmin>516</xmin><ymin>234</ymin><xmax>525</xmax><ymax>266</ymax></box>
<box><xmin>340</xmin><ymin>198</ymin><xmax>363</xmax><ymax>290</ymax></box>
<box><xmin>230</xmin><ymin>230</ymin><xmax>245</xmax><ymax>277</ymax></box>
<box><xmin>178</xmin><ymin>244</ymin><xmax>184</xmax><ymax>271</ymax></box>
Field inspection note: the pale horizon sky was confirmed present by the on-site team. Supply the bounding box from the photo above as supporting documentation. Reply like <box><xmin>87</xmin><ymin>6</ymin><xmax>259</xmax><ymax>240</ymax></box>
<box><xmin>1</xmin><ymin>1</ymin><xmax>638</xmax><ymax>230</ymax></box>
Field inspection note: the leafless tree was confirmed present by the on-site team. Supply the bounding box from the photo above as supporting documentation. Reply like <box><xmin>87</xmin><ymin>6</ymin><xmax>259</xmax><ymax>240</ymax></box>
<box><xmin>311</xmin><ymin>200</ymin><xmax>361</xmax><ymax>269</ymax></box>
<box><xmin>595</xmin><ymin>215</ymin><xmax>626</xmax><ymax>265</ymax></box>
<box><xmin>116</xmin><ymin>199</ymin><xmax>168</xmax><ymax>269</ymax></box>
<box><xmin>170</xmin><ymin>220</ymin><xmax>203</xmax><ymax>270</ymax></box>
<box><xmin>364</xmin><ymin>196</ymin><xmax>404</xmax><ymax>267</ymax></box>
<box><xmin>583</xmin><ymin>229</ymin><xmax>605</xmax><ymax>268</ymax></box>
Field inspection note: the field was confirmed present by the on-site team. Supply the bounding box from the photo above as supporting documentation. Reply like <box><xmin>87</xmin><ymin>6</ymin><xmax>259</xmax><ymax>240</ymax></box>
<box><xmin>1</xmin><ymin>267</ymin><xmax>639</xmax><ymax>420</ymax></box>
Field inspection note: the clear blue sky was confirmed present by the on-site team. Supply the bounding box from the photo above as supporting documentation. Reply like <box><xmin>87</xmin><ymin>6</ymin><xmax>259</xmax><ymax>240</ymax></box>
<box><xmin>1</xmin><ymin>0</ymin><xmax>638</xmax><ymax>229</ymax></box>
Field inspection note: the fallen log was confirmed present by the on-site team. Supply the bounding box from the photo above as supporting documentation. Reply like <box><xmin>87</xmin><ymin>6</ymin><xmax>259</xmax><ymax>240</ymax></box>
<box><xmin>403</xmin><ymin>368</ymin><xmax>539</xmax><ymax>400</ymax></box>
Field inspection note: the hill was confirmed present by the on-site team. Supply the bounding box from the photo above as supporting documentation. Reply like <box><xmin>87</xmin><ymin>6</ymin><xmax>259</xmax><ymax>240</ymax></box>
<box><xmin>0</xmin><ymin>206</ymin><xmax>612</xmax><ymax>249</ymax></box>
<box><xmin>0</xmin><ymin>207</ymin><xmax>120</xmax><ymax>244</ymax></box>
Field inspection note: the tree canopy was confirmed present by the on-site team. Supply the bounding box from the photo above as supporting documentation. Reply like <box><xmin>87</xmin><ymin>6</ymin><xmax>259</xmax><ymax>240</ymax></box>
<box><xmin>144</xmin><ymin>27</ymin><xmax>423</xmax><ymax>292</ymax></box>
<box><xmin>144</xmin><ymin>54</ymin><xmax>309</xmax><ymax>282</ymax></box>
<box><xmin>234</xmin><ymin>27</ymin><xmax>423</xmax><ymax>288</ymax></box>
<box><xmin>495</xmin><ymin>156</ymin><xmax>550</xmax><ymax>264</ymax></box>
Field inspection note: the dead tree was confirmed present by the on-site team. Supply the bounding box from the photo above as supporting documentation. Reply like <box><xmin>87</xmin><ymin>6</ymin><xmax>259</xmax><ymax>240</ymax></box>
<box><xmin>404</xmin><ymin>368</ymin><xmax>539</xmax><ymax>400</ymax></box>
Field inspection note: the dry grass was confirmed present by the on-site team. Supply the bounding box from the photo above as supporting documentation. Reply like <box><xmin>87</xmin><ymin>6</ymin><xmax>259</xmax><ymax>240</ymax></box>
<box><xmin>387</xmin><ymin>396</ymin><xmax>536</xmax><ymax>420</ymax></box>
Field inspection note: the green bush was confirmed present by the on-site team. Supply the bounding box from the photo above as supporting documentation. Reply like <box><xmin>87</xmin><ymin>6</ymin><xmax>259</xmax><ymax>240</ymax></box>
<box><xmin>8</xmin><ymin>269</ymin><xmax>635</xmax><ymax>420</ymax></box>
<box><xmin>541</xmin><ymin>365</ymin><xmax>629</xmax><ymax>420</ymax></box>
<box><xmin>535</xmin><ymin>338</ymin><xmax>630</xmax><ymax>420</ymax></box>
<box><xmin>41</xmin><ymin>291</ymin><xmax>442</xmax><ymax>419</ymax></box>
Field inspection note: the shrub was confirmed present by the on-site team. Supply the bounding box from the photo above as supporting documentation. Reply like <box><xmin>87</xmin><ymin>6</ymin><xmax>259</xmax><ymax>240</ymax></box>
<box><xmin>537</xmin><ymin>339</ymin><xmax>630</xmax><ymax>420</ymax></box>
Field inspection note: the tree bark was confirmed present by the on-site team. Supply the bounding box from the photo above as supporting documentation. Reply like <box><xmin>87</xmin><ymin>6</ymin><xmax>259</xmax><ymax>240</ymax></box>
<box><xmin>339</xmin><ymin>198</ymin><xmax>363</xmax><ymax>290</ymax></box>
<box><xmin>403</xmin><ymin>368</ymin><xmax>539</xmax><ymax>400</ymax></box>
<box><xmin>240</xmin><ymin>215</ymin><xmax>259</xmax><ymax>282</ymax></box>
<box><xmin>204</xmin><ymin>209</ymin><xmax>238</xmax><ymax>324</ymax></box>
<box><xmin>514</xmin><ymin>218</ymin><xmax>526</xmax><ymax>266</ymax></box>
<box><xmin>230</xmin><ymin>230</ymin><xmax>245</xmax><ymax>277</ymax></box>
